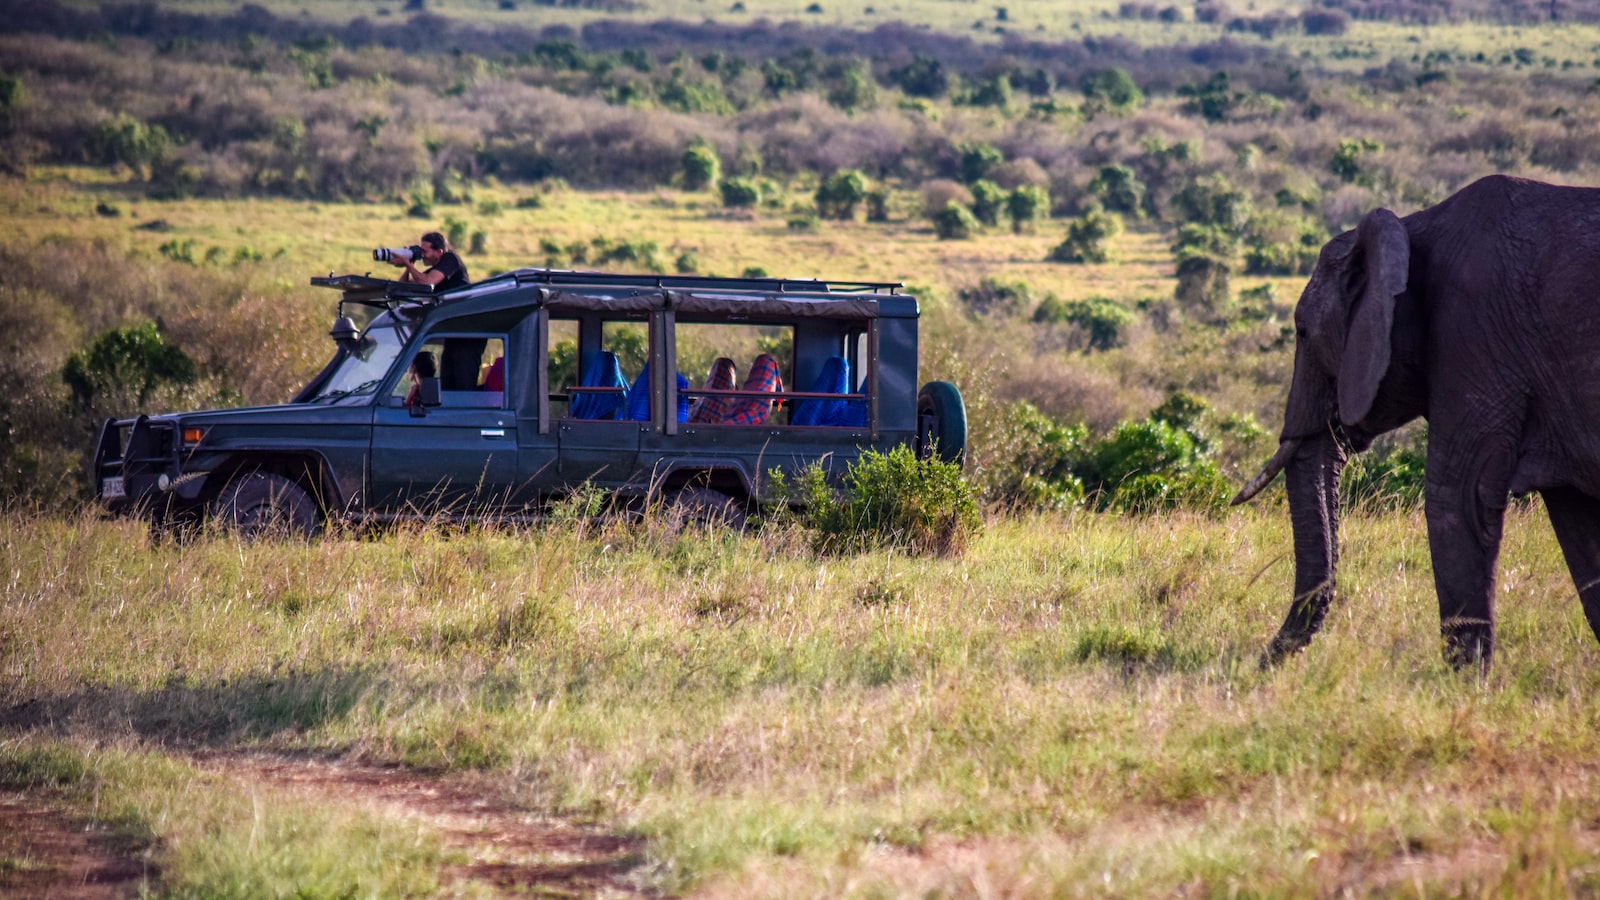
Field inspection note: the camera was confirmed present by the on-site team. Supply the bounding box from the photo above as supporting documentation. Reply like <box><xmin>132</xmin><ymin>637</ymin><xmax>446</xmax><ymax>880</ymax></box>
<box><xmin>373</xmin><ymin>245</ymin><xmax>423</xmax><ymax>263</ymax></box>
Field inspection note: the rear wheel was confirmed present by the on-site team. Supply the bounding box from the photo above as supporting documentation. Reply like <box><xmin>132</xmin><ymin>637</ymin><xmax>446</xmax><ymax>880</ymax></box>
<box><xmin>215</xmin><ymin>472</ymin><xmax>319</xmax><ymax>539</ymax></box>
<box><xmin>668</xmin><ymin>487</ymin><xmax>749</xmax><ymax>531</ymax></box>
<box><xmin>917</xmin><ymin>381</ymin><xmax>967</xmax><ymax>466</ymax></box>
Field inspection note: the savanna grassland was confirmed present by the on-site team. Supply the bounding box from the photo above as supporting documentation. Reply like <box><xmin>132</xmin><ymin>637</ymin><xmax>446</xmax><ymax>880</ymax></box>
<box><xmin>6</xmin><ymin>0</ymin><xmax>1600</xmax><ymax>894</ymax></box>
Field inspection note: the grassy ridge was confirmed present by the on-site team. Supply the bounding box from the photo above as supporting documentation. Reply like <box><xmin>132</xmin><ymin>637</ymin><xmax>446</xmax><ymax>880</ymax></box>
<box><xmin>5</xmin><ymin>504</ymin><xmax>1599</xmax><ymax>893</ymax></box>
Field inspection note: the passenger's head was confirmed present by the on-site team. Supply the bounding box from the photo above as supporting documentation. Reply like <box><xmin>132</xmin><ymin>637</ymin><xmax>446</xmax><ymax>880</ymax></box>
<box><xmin>411</xmin><ymin>350</ymin><xmax>437</xmax><ymax>379</ymax></box>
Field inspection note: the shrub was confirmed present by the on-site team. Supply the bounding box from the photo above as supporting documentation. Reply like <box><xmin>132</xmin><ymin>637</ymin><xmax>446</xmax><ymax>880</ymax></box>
<box><xmin>1087</xmin><ymin>164</ymin><xmax>1145</xmax><ymax>217</ymax></box>
<box><xmin>1080</xmin><ymin>68</ymin><xmax>1144</xmax><ymax>115</ymax></box>
<box><xmin>1006</xmin><ymin>185</ymin><xmax>1049</xmax><ymax>232</ymax></box>
<box><xmin>675</xmin><ymin>250</ymin><xmax>700</xmax><ymax>273</ymax></box>
<box><xmin>959</xmin><ymin>143</ymin><xmax>1004</xmax><ymax>184</ymax></box>
<box><xmin>1342</xmin><ymin>429</ymin><xmax>1427</xmax><ymax>510</ymax></box>
<box><xmin>921</xmin><ymin>180</ymin><xmax>974</xmax><ymax>218</ymax></box>
<box><xmin>957</xmin><ymin>277</ymin><xmax>1032</xmax><ymax>317</ymax></box>
<box><xmin>719</xmin><ymin>176</ymin><xmax>761</xmax><ymax>208</ymax></box>
<box><xmin>469</xmin><ymin>229</ymin><xmax>488</xmax><ymax>255</ymax></box>
<box><xmin>62</xmin><ymin>322</ymin><xmax>197</xmax><ymax>411</ymax></box>
<box><xmin>681</xmin><ymin>140</ymin><xmax>721</xmax><ymax>191</ymax></box>
<box><xmin>1032</xmin><ymin>295</ymin><xmax>1134</xmax><ymax>351</ymax></box>
<box><xmin>1082</xmin><ymin>419</ymin><xmax>1227</xmax><ymax>513</ymax></box>
<box><xmin>979</xmin><ymin>400</ymin><xmax>1087</xmax><ymax>511</ymax></box>
<box><xmin>1177</xmin><ymin>71</ymin><xmax>1238</xmax><ymax>122</ymax></box>
<box><xmin>1330</xmin><ymin>138</ymin><xmax>1384</xmax><ymax>185</ymax></box>
<box><xmin>782</xmin><ymin>445</ymin><xmax>982</xmax><ymax>556</ymax></box>
<box><xmin>890</xmin><ymin>55</ymin><xmax>951</xmax><ymax>99</ymax></box>
<box><xmin>1173</xmin><ymin>223</ymin><xmax>1237</xmax><ymax>315</ymax></box>
<box><xmin>1048</xmin><ymin>207</ymin><xmax>1122</xmax><ymax>263</ymax></box>
<box><xmin>815</xmin><ymin>169</ymin><xmax>869</xmax><ymax>219</ymax></box>
<box><xmin>932</xmin><ymin>202</ymin><xmax>980</xmax><ymax>240</ymax></box>
<box><xmin>968</xmin><ymin>179</ymin><xmax>1008</xmax><ymax>227</ymax></box>
<box><xmin>866</xmin><ymin>189</ymin><xmax>891</xmax><ymax>222</ymax></box>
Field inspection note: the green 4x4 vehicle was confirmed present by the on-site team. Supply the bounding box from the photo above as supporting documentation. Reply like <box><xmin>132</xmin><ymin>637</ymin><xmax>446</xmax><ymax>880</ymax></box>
<box><xmin>91</xmin><ymin>269</ymin><xmax>967</xmax><ymax>535</ymax></box>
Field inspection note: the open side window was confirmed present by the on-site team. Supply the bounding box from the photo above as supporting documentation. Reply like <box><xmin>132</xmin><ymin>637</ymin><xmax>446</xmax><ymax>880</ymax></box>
<box><xmin>390</xmin><ymin>335</ymin><xmax>507</xmax><ymax>409</ymax></box>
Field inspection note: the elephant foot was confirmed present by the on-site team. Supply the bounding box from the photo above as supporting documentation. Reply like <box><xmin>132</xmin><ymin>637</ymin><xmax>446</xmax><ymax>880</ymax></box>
<box><xmin>1441</xmin><ymin>618</ymin><xmax>1493</xmax><ymax>673</ymax></box>
<box><xmin>1258</xmin><ymin>630</ymin><xmax>1313</xmax><ymax>670</ymax></box>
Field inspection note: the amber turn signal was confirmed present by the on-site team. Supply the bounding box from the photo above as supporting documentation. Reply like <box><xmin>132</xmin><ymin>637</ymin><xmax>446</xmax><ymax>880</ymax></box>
<box><xmin>182</xmin><ymin>428</ymin><xmax>204</xmax><ymax>445</ymax></box>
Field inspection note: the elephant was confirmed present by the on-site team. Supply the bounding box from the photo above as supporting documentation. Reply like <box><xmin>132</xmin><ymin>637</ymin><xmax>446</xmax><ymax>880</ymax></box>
<box><xmin>1233</xmin><ymin>174</ymin><xmax>1600</xmax><ymax>671</ymax></box>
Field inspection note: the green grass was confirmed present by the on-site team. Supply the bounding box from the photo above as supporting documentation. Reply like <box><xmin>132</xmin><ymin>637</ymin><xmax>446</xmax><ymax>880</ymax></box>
<box><xmin>5</xmin><ymin>502</ymin><xmax>1600</xmax><ymax>894</ymax></box>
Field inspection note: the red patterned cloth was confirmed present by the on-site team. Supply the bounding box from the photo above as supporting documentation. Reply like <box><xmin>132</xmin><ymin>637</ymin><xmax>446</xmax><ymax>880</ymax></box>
<box><xmin>725</xmin><ymin>353</ymin><xmax>783</xmax><ymax>425</ymax></box>
<box><xmin>689</xmin><ymin>357</ymin><xmax>740</xmax><ymax>423</ymax></box>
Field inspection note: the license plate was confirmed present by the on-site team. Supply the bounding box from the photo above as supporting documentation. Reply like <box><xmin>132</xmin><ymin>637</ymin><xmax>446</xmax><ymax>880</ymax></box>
<box><xmin>102</xmin><ymin>476</ymin><xmax>125</xmax><ymax>499</ymax></box>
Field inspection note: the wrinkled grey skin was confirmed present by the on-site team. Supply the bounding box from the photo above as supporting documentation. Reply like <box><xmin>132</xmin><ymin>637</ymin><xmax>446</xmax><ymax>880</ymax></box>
<box><xmin>1235</xmin><ymin>175</ymin><xmax>1600</xmax><ymax>671</ymax></box>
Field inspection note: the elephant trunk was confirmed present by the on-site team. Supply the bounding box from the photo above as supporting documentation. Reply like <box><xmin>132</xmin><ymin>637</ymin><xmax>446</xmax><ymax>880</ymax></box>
<box><xmin>1260</xmin><ymin>428</ymin><xmax>1348</xmax><ymax>668</ymax></box>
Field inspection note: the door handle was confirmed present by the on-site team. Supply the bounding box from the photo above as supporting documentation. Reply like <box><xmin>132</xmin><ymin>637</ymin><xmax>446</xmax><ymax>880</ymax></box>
<box><xmin>480</xmin><ymin>429</ymin><xmax>506</xmax><ymax>438</ymax></box>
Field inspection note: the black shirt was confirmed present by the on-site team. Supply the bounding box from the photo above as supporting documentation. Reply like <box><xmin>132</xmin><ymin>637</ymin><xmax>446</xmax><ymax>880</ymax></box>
<box><xmin>427</xmin><ymin>250</ymin><xmax>469</xmax><ymax>291</ymax></box>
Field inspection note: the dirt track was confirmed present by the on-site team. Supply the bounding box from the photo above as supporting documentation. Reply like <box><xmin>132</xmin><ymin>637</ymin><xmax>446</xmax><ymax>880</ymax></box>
<box><xmin>0</xmin><ymin>753</ymin><xmax>652</xmax><ymax>898</ymax></box>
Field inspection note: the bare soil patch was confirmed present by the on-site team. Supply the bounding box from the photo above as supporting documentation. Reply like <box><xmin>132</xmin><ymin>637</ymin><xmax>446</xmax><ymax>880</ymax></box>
<box><xmin>0</xmin><ymin>792</ymin><xmax>150</xmax><ymax>899</ymax></box>
<box><xmin>194</xmin><ymin>752</ymin><xmax>653</xmax><ymax>897</ymax></box>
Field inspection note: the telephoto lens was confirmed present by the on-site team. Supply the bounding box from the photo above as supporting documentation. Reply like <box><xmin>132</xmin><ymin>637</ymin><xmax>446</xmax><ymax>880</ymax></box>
<box><xmin>372</xmin><ymin>245</ymin><xmax>421</xmax><ymax>263</ymax></box>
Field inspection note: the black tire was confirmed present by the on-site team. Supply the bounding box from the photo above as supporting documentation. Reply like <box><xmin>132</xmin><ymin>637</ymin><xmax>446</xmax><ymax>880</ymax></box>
<box><xmin>215</xmin><ymin>472</ymin><xmax>319</xmax><ymax>539</ymax></box>
<box><xmin>917</xmin><ymin>381</ymin><xmax>967</xmax><ymax>466</ymax></box>
<box><xmin>668</xmin><ymin>487</ymin><xmax>749</xmax><ymax>531</ymax></box>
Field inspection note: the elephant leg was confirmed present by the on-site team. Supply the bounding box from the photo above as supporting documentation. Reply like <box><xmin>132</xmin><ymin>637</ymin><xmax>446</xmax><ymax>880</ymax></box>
<box><xmin>1425</xmin><ymin>449</ymin><xmax>1515</xmax><ymax>671</ymax></box>
<box><xmin>1539</xmin><ymin>486</ymin><xmax>1600</xmax><ymax>645</ymax></box>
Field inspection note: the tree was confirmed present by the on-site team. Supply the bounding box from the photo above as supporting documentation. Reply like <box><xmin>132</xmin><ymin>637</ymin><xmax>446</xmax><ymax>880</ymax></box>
<box><xmin>969</xmin><ymin>179</ymin><xmax>1007</xmax><ymax>227</ymax></box>
<box><xmin>681</xmin><ymin>140</ymin><xmax>721</xmax><ymax>191</ymax></box>
<box><xmin>1087</xmin><ymin>164</ymin><xmax>1145</xmax><ymax>216</ymax></box>
<box><xmin>1080</xmin><ymin>68</ymin><xmax>1144</xmax><ymax>115</ymax></box>
<box><xmin>1048</xmin><ymin>207</ymin><xmax>1122</xmax><ymax>263</ymax></box>
<box><xmin>932</xmin><ymin>202</ymin><xmax>980</xmax><ymax>240</ymax></box>
<box><xmin>815</xmin><ymin>169</ymin><xmax>870</xmax><ymax>219</ymax></box>
<box><xmin>1177</xmin><ymin>71</ymin><xmax>1238</xmax><ymax>122</ymax></box>
<box><xmin>959</xmin><ymin>143</ymin><xmax>1004</xmax><ymax>184</ymax></box>
<box><xmin>1006</xmin><ymin>185</ymin><xmax>1049</xmax><ymax>233</ymax></box>
<box><xmin>62</xmin><ymin>323</ymin><xmax>197</xmax><ymax>411</ymax></box>
<box><xmin>891</xmin><ymin>55</ymin><xmax>951</xmax><ymax>99</ymax></box>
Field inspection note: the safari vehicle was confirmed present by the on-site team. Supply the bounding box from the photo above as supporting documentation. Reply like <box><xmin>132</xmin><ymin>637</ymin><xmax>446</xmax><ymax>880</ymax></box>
<box><xmin>90</xmin><ymin>269</ymin><xmax>966</xmax><ymax>535</ymax></box>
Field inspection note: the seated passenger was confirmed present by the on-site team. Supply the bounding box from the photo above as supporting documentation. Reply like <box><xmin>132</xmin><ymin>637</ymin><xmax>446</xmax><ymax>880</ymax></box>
<box><xmin>482</xmin><ymin>356</ymin><xmax>504</xmax><ymax>391</ymax></box>
<box><xmin>569</xmin><ymin>350</ymin><xmax>628</xmax><ymax>420</ymax></box>
<box><xmin>723</xmin><ymin>353</ymin><xmax>783</xmax><ymax>425</ymax></box>
<box><xmin>790</xmin><ymin>356</ymin><xmax>867</xmax><ymax>427</ymax></box>
<box><xmin>626</xmin><ymin>362</ymin><xmax>691</xmax><ymax>422</ymax></box>
<box><xmin>404</xmin><ymin>350</ymin><xmax>437</xmax><ymax>410</ymax></box>
<box><xmin>689</xmin><ymin>357</ymin><xmax>739</xmax><ymax>424</ymax></box>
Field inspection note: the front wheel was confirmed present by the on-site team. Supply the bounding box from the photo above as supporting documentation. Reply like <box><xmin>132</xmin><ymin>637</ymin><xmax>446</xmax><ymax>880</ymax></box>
<box><xmin>214</xmin><ymin>472</ymin><xmax>319</xmax><ymax>539</ymax></box>
<box><xmin>917</xmin><ymin>381</ymin><xmax>967</xmax><ymax>466</ymax></box>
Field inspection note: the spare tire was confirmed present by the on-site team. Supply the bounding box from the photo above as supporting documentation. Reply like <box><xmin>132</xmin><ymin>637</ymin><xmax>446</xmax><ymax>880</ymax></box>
<box><xmin>917</xmin><ymin>381</ymin><xmax>967</xmax><ymax>466</ymax></box>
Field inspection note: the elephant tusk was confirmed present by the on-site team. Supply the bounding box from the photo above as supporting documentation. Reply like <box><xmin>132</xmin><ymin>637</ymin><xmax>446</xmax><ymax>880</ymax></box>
<box><xmin>1230</xmin><ymin>438</ymin><xmax>1302</xmax><ymax>506</ymax></box>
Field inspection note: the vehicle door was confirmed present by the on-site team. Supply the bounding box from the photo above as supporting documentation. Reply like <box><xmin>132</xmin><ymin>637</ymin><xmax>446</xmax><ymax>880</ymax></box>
<box><xmin>370</xmin><ymin>334</ymin><xmax>518</xmax><ymax>515</ymax></box>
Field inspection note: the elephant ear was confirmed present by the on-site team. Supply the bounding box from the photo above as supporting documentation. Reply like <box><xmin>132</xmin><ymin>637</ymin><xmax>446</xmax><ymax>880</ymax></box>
<box><xmin>1338</xmin><ymin>208</ymin><xmax>1409</xmax><ymax>426</ymax></box>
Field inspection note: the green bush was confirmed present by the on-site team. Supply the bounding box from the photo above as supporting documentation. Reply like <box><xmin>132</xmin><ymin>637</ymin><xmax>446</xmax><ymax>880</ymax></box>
<box><xmin>62</xmin><ymin>322</ymin><xmax>197</xmax><ymax>411</ymax></box>
<box><xmin>979</xmin><ymin>401</ymin><xmax>1087</xmax><ymax>511</ymax></box>
<box><xmin>932</xmin><ymin>202</ymin><xmax>980</xmax><ymax>240</ymax></box>
<box><xmin>681</xmin><ymin>140</ymin><xmax>721</xmax><ymax>191</ymax></box>
<box><xmin>1342</xmin><ymin>429</ymin><xmax>1427</xmax><ymax>510</ymax></box>
<box><xmin>1032</xmin><ymin>295</ymin><xmax>1134</xmax><ymax>351</ymax></box>
<box><xmin>1172</xmin><ymin>223</ymin><xmax>1237</xmax><ymax>315</ymax></box>
<box><xmin>815</xmin><ymin>169</ymin><xmax>869</xmax><ymax>219</ymax></box>
<box><xmin>1048</xmin><ymin>207</ymin><xmax>1122</xmax><ymax>263</ymax></box>
<box><xmin>719</xmin><ymin>177</ymin><xmax>762</xmax><ymax>208</ymax></box>
<box><xmin>1006</xmin><ymin>185</ymin><xmax>1049</xmax><ymax>233</ymax></box>
<box><xmin>969</xmin><ymin>179</ymin><xmax>1007</xmax><ymax>227</ymax></box>
<box><xmin>957</xmin><ymin>277</ymin><xmax>1032</xmax><ymax>317</ymax></box>
<box><xmin>1087</xmin><ymin>164</ymin><xmax>1145</xmax><ymax>216</ymax></box>
<box><xmin>959</xmin><ymin>143</ymin><xmax>1003</xmax><ymax>184</ymax></box>
<box><xmin>1080</xmin><ymin>68</ymin><xmax>1145</xmax><ymax>115</ymax></box>
<box><xmin>782</xmin><ymin>445</ymin><xmax>983</xmax><ymax>557</ymax></box>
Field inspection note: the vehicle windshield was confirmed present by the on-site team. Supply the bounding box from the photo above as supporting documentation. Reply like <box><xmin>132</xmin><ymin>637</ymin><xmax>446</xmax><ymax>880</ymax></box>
<box><xmin>311</xmin><ymin>322</ymin><xmax>406</xmax><ymax>401</ymax></box>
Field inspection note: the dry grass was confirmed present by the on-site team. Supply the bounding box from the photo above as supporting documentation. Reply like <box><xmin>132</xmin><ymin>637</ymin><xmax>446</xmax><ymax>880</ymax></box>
<box><xmin>5</xmin><ymin>499</ymin><xmax>1600</xmax><ymax>894</ymax></box>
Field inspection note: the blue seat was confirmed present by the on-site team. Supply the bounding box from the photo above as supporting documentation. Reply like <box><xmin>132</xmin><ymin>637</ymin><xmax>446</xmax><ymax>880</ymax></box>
<box><xmin>570</xmin><ymin>351</ymin><xmax>628</xmax><ymax>420</ymax></box>
<box><xmin>626</xmin><ymin>362</ymin><xmax>690</xmax><ymax>422</ymax></box>
<box><xmin>791</xmin><ymin>356</ymin><xmax>866</xmax><ymax>427</ymax></box>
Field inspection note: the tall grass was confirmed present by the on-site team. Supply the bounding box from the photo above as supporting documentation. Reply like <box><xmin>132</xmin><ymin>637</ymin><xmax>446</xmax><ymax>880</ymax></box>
<box><xmin>5</xmin><ymin>500</ymin><xmax>1599</xmax><ymax>894</ymax></box>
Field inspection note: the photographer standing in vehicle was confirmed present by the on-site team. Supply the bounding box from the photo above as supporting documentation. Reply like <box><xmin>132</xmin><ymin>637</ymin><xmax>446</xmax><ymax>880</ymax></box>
<box><xmin>391</xmin><ymin>231</ymin><xmax>469</xmax><ymax>290</ymax></box>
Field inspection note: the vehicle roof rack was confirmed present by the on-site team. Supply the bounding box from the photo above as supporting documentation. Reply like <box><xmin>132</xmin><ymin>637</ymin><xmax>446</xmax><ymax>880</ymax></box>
<box><xmin>309</xmin><ymin>274</ymin><xmax>436</xmax><ymax>307</ymax></box>
<box><xmin>311</xmin><ymin>269</ymin><xmax>905</xmax><ymax>306</ymax></box>
<box><xmin>505</xmin><ymin>268</ymin><xmax>902</xmax><ymax>295</ymax></box>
